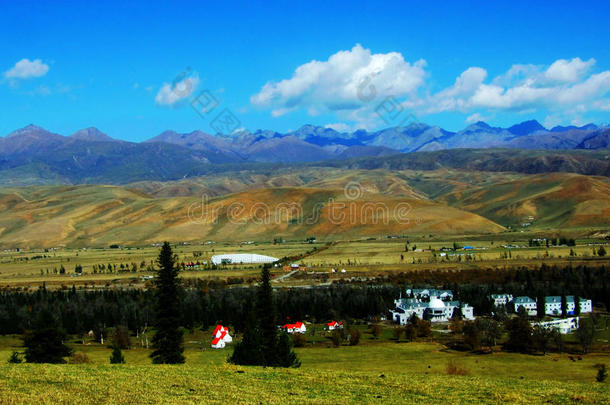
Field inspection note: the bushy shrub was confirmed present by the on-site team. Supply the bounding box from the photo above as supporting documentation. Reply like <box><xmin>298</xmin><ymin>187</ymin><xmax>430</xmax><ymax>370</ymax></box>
<box><xmin>348</xmin><ymin>328</ymin><xmax>361</xmax><ymax>346</ymax></box>
<box><xmin>446</xmin><ymin>360</ymin><xmax>469</xmax><ymax>375</ymax></box>
<box><xmin>68</xmin><ymin>353</ymin><xmax>92</xmax><ymax>364</ymax></box>
<box><xmin>369</xmin><ymin>324</ymin><xmax>383</xmax><ymax>339</ymax></box>
<box><xmin>291</xmin><ymin>333</ymin><xmax>307</xmax><ymax>348</ymax></box>
<box><xmin>596</xmin><ymin>364</ymin><xmax>607</xmax><ymax>383</ymax></box>
<box><xmin>8</xmin><ymin>351</ymin><xmax>22</xmax><ymax>364</ymax></box>
<box><xmin>112</xmin><ymin>325</ymin><xmax>130</xmax><ymax>350</ymax></box>
<box><xmin>330</xmin><ymin>330</ymin><xmax>342</xmax><ymax>347</ymax></box>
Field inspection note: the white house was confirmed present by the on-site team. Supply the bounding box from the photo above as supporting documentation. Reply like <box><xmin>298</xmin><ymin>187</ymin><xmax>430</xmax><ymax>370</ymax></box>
<box><xmin>213</xmin><ymin>324</ymin><xmax>233</xmax><ymax>343</ymax></box>
<box><xmin>211</xmin><ymin>324</ymin><xmax>232</xmax><ymax>348</ymax></box>
<box><xmin>533</xmin><ymin>317</ymin><xmax>580</xmax><ymax>334</ymax></box>
<box><xmin>544</xmin><ymin>296</ymin><xmax>593</xmax><ymax>316</ymax></box>
<box><xmin>281</xmin><ymin>321</ymin><xmax>306</xmax><ymax>334</ymax></box>
<box><xmin>513</xmin><ymin>296</ymin><xmax>537</xmax><ymax>316</ymax></box>
<box><xmin>390</xmin><ymin>290</ymin><xmax>474</xmax><ymax>324</ymax></box>
<box><xmin>326</xmin><ymin>321</ymin><xmax>343</xmax><ymax>331</ymax></box>
<box><xmin>211</xmin><ymin>253</ymin><xmax>279</xmax><ymax>265</ymax></box>
<box><xmin>490</xmin><ymin>294</ymin><xmax>513</xmax><ymax>307</ymax></box>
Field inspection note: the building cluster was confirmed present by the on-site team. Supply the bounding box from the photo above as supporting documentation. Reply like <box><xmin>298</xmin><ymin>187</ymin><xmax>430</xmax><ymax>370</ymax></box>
<box><xmin>490</xmin><ymin>294</ymin><xmax>593</xmax><ymax>316</ymax></box>
<box><xmin>390</xmin><ymin>288</ymin><xmax>475</xmax><ymax>324</ymax></box>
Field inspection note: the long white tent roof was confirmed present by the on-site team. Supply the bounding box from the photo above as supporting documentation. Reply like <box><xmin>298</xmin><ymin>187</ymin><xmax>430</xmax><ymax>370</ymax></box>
<box><xmin>211</xmin><ymin>253</ymin><xmax>279</xmax><ymax>265</ymax></box>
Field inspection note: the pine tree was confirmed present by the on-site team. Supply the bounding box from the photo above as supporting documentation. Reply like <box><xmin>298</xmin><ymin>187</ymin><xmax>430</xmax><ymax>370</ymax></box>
<box><xmin>561</xmin><ymin>295</ymin><xmax>568</xmax><ymax>318</ymax></box>
<box><xmin>229</xmin><ymin>265</ymin><xmax>299</xmax><ymax>368</ymax></box>
<box><xmin>258</xmin><ymin>264</ymin><xmax>278</xmax><ymax>366</ymax></box>
<box><xmin>229</xmin><ymin>306</ymin><xmax>264</xmax><ymax>366</ymax></box>
<box><xmin>276</xmin><ymin>331</ymin><xmax>300</xmax><ymax>368</ymax></box>
<box><xmin>110</xmin><ymin>345</ymin><xmax>125</xmax><ymax>364</ymax></box>
<box><xmin>574</xmin><ymin>296</ymin><xmax>581</xmax><ymax>316</ymax></box>
<box><xmin>150</xmin><ymin>242</ymin><xmax>185</xmax><ymax>364</ymax></box>
<box><xmin>24</xmin><ymin>308</ymin><xmax>72</xmax><ymax>363</ymax></box>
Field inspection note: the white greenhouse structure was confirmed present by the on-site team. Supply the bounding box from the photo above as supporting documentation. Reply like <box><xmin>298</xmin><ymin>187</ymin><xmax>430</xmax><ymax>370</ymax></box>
<box><xmin>211</xmin><ymin>253</ymin><xmax>279</xmax><ymax>265</ymax></box>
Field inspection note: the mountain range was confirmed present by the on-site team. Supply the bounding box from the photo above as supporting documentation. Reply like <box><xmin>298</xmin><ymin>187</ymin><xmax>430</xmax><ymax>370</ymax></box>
<box><xmin>0</xmin><ymin>121</ymin><xmax>608</xmax><ymax>185</ymax></box>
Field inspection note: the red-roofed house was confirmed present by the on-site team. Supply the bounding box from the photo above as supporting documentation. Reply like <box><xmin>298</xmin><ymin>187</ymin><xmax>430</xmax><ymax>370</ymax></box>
<box><xmin>211</xmin><ymin>324</ymin><xmax>233</xmax><ymax>348</ymax></box>
<box><xmin>326</xmin><ymin>321</ymin><xmax>343</xmax><ymax>331</ymax></box>
<box><xmin>281</xmin><ymin>321</ymin><xmax>306</xmax><ymax>334</ymax></box>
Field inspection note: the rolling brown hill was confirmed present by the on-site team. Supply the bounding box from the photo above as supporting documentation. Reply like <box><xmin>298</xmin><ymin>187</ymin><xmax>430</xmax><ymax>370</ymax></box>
<box><xmin>0</xmin><ymin>184</ymin><xmax>504</xmax><ymax>248</ymax></box>
<box><xmin>438</xmin><ymin>173</ymin><xmax>610</xmax><ymax>228</ymax></box>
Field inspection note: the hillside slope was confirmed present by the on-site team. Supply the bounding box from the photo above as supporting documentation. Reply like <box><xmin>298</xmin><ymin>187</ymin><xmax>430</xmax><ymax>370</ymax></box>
<box><xmin>439</xmin><ymin>173</ymin><xmax>610</xmax><ymax>228</ymax></box>
<box><xmin>0</xmin><ymin>184</ymin><xmax>503</xmax><ymax>247</ymax></box>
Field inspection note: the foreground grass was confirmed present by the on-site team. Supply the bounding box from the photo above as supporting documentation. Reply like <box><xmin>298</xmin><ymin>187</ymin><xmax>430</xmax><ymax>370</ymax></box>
<box><xmin>1</xmin><ymin>342</ymin><xmax>608</xmax><ymax>404</ymax></box>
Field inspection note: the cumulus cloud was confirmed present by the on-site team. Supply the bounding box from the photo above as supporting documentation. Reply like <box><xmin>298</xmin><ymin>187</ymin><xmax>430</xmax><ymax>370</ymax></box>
<box><xmin>251</xmin><ymin>46</ymin><xmax>610</xmax><ymax>127</ymax></box>
<box><xmin>155</xmin><ymin>73</ymin><xmax>199</xmax><ymax>106</ymax></box>
<box><xmin>544</xmin><ymin>57</ymin><xmax>595</xmax><ymax>83</ymax></box>
<box><xmin>251</xmin><ymin>44</ymin><xmax>426</xmax><ymax>117</ymax></box>
<box><xmin>4</xmin><ymin>58</ymin><xmax>49</xmax><ymax>79</ymax></box>
<box><xmin>426</xmin><ymin>58</ymin><xmax>610</xmax><ymax>113</ymax></box>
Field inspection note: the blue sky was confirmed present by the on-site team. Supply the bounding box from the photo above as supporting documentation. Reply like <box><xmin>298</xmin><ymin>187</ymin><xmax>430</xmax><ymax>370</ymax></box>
<box><xmin>1</xmin><ymin>1</ymin><xmax>609</xmax><ymax>141</ymax></box>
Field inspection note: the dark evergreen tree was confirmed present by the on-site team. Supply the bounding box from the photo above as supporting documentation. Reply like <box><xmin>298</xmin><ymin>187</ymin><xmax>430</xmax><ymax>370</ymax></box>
<box><xmin>229</xmin><ymin>306</ymin><xmax>264</xmax><ymax>366</ymax></box>
<box><xmin>561</xmin><ymin>295</ymin><xmax>568</xmax><ymax>318</ymax></box>
<box><xmin>110</xmin><ymin>345</ymin><xmax>125</xmax><ymax>364</ymax></box>
<box><xmin>504</xmin><ymin>316</ymin><xmax>533</xmax><ymax>353</ymax></box>
<box><xmin>574</xmin><ymin>296</ymin><xmax>581</xmax><ymax>316</ymax></box>
<box><xmin>24</xmin><ymin>308</ymin><xmax>71</xmax><ymax>363</ymax></box>
<box><xmin>276</xmin><ymin>331</ymin><xmax>301</xmax><ymax>368</ymax></box>
<box><xmin>150</xmin><ymin>242</ymin><xmax>185</xmax><ymax>364</ymax></box>
<box><xmin>258</xmin><ymin>263</ymin><xmax>278</xmax><ymax>366</ymax></box>
<box><xmin>229</xmin><ymin>265</ymin><xmax>299</xmax><ymax>368</ymax></box>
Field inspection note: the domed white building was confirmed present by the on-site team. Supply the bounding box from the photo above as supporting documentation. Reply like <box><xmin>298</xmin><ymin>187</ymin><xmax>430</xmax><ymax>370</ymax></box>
<box><xmin>390</xmin><ymin>289</ymin><xmax>475</xmax><ymax>324</ymax></box>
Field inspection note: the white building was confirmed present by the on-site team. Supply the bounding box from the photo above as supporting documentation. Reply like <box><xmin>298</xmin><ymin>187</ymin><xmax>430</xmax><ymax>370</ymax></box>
<box><xmin>490</xmin><ymin>294</ymin><xmax>513</xmax><ymax>307</ymax></box>
<box><xmin>513</xmin><ymin>296</ymin><xmax>537</xmax><ymax>316</ymax></box>
<box><xmin>390</xmin><ymin>291</ymin><xmax>474</xmax><ymax>324</ymax></box>
<box><xmin>281</xmin><ymin>321</ymin><xmax>306</xmax><ymax>334</ymax></box>
<box><xmin>406</xmin><ymin>288</ymin><xmax>454</xmax><ymax>301</ymax></box>
<box><xmin>211</xmin><ymin>253</ymin><xmax>279</xmax><ymax>265</ymax></box>
<box><xmin>211</xmin><ymin>324</ymin><xmax>233</xmax><ymax>349</ymax></box>
<box><xmin>326</xmin><ymin>321</ymin><xmax>343</xmax><ymax>331</ymax></box>
<box><xmin>533</xmin><ymin>317</ymin><xmax>580</xmax><ymax>334</ymax></box>
<box><xmin>544</xmin><ymin>296</ymin><xmax>593</xmax><ymax>316</ymax></box>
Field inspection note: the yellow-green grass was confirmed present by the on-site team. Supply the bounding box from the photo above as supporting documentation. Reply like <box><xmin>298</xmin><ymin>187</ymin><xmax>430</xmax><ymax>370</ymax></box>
<box><xmin>0</xmin><ymin>239</ymin><xmax>608</xmax><ymax>287</ymax></box>
<box><xmin>1</xmin><ymin>339</ymin><xmax>609</xmax><ymax>404</ymax></box>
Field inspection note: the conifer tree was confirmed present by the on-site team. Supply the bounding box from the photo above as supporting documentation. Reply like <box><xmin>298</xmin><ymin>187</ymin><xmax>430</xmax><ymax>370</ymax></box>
<box><xmin>276</xmin><ymin>331</ymin><xmax>300</xmax><ymax>368</ymax></box>
<box><xmin>229</xmin><ymin>305</ymin><xmax>264</xmax><ymax>366</ymax></box>
<box><xmin>24</xmin><ymin>308</ymin><xmax>71</xmax><ymax>363</ymax></box>
<box><xmin>150</xmin><ymin>242</ymin><xmax>185</xmax><ymax>364</ymax></box>
<box><xmin>110</xmin><ymin>345</ymin><xmax>125</xmax><ymax>364</ymax></box>
<box><xmin>257</xmin><ymin>264</ymin><xmax>278</xmax><ymax>366</ymax></box>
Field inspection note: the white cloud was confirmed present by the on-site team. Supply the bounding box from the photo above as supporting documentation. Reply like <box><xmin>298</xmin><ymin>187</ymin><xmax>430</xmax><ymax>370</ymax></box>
<box><xmin>155</xmin><ymin>73</ymin><xmax>199</xmax><ymax>106</ymax></box>
<box><xmin>325</xmin><ymin>122</ymin><xmax>352</xmax><ymax>132</ymax></box>
<box><xmin>465</xmin><ymin>112</ymin><xmax>488</xmax><ymax>123</ymax></box>
<box><xmin>4</xmin><ymin>58</ymin><xmax>49</xmax><ymax>79</ymax></box>
<box><xmin>251</xmin><ymin>46</ymin><xmax>610</xmax><ymax>128</ymax></box>
<box><xmin>544</xmin><ymin>57</ymin><xmax>595</xmax><ymax>83</ymax></box>
<box><xmin>251</xmin><ymin>44</ymin><xmax>426</xmax><ymax>114</ymax></box>
<box><xmin>426</xmin><ymin>58</ymin><xmax>610</xmax><ymax>113</ymax></box>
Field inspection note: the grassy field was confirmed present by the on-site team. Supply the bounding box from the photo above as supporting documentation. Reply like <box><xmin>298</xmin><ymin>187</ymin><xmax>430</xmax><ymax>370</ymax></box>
<box><xmin>1</xmin><ymin>336</ymin><xmax>609</xmax><ymax>404</ymax></box>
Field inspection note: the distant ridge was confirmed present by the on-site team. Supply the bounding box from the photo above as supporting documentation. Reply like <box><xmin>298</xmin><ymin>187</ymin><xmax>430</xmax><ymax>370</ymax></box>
<box><xmin>0</xmin><ymin>121</ymin><xmax>608</xmax><ymax>185</ymax></box>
